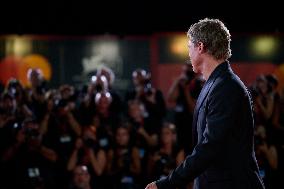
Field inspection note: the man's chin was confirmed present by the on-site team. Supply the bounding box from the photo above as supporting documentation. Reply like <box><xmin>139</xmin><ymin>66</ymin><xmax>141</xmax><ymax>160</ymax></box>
<box><xmin>192</xmin><ymin>67</ymin><xmax>198</xmax><ymax>73</ymax></box>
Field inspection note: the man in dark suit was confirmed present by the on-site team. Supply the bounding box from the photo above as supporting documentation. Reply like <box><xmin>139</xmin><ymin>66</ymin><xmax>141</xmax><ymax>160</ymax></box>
<box><xmin>145</xmin><ymin>18</ymin><xmax>265</xmax><ymax>189</ymax></box>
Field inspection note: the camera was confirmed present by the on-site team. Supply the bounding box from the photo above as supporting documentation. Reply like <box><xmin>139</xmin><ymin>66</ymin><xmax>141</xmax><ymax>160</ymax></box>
<box><xmin>91</xmin><ymin>75</ymin><xmax>106</xmax><ymax>92</ymax></box>
<box><xmin>25</xmin><ymin>127</ymin><xmax>40</xmax><ymax>140</ymax></box>
<box><xmin>7</xmin><ymin>79</ymin><xmax>21</xmax><ymax>98</ymax></box>
<box><xmin>55</xmin><ymin>99</ymin><xmax>68</xmax><ymax>108</ymax></box>
<box><xmin>144</xmin><ymin>83</ymin><xmax>153</xmax><ymax>96</ymax></box>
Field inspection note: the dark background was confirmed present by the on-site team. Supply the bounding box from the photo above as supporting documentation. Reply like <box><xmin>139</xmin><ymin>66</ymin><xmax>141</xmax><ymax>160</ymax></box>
<box><xmin>1</xmin><ymin>0</ymin><xmax>283</xmax><ymax>35</ymax></box>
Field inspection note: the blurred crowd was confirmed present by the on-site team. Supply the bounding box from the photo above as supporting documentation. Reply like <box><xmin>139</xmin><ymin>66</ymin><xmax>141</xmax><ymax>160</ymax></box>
<box><xmin>0</xmin><ymin>65</ymin><xmax>283</xmax><ymax>189</ymax></box>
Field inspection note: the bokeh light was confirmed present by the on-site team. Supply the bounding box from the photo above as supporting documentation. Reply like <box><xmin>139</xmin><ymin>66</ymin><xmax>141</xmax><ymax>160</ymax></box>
<box><xmin>5</xmin><ymin>36</ymin><xmax>32</xmax><ymax>56</ymax></box>
<box><xmin>19</xmin><ymin>54</ymin><xmax>52</xmax><ymax>86</ymax></box>
<box><xmin>170</xmin><ymin>35</ymin><xmax>188</xmax><ymax>58</ymax></box>
<box><xmin>0</xmin><ymin>54</ymin><xmax>52</xmax><ymax>87</ymax></box>
<box><xmin>249</xmin><ymin>36</ymin><xmax>279</xmax><ymax>58</ymax></box>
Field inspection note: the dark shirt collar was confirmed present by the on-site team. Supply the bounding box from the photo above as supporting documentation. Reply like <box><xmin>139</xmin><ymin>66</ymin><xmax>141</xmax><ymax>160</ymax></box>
<box><xmin>206</xmin><ymin>61</ymin><xmax>230</xmax><ymax>82</ymax></box>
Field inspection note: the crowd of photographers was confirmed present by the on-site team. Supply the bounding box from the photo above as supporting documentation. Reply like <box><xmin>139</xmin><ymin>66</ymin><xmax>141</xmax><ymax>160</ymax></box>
<box><xmin>0</xmin><ymin>65</ymin><xmax>283</xmax><ymax>189</ymax></box>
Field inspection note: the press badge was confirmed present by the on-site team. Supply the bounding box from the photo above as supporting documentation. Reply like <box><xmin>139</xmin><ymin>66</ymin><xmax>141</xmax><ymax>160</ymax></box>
<box><xmin>99</xmin><ymin>138</ymin><xmax>108</xmax><ymax>147</ymax></box>
<box><xmin>60</xmin><ymin>135</ymin><xmax>71</xmax><ymax>143</ymax></box>
<box><xmin>121</xmin><ymin>176</ymin><xmax>134</xmax><ymax>184</ymax></box>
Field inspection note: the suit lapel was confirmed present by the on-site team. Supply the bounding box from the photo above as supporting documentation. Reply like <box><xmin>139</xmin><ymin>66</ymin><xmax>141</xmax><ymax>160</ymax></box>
<box><xmin>192</xmin><ymin>62</ymin><xmax>230</xmax><ymax>145</ymax></box>
<box><xmin>193</xmin><ymin>79</ymin><xmax>214</xmax><ymax>121</ymax></box>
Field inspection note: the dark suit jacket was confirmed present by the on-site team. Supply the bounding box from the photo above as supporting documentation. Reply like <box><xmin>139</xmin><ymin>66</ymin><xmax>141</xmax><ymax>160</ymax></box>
<box><xmin>156</xmin><ymin>62</ymin><xmax>265</xmax><ymax>189</ymax></box>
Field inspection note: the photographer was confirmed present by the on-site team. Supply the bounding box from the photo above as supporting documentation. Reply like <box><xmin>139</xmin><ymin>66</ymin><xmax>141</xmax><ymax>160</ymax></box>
<box><xmin>167</xmin><ymin>64</ymin><xmax>204</xmax><ymax>154</ymax></box>
<box><xmin>78</xmin><ymin>75</ymin><xmax>121</xmax><ymax>128</ymax></box>
<box><xmin>67</xmin><ymin>126</ymin><xmax>106</xmax><ymax>189</ymax></box>
<box><xmin>254</xmin><ymin>125</ymin><xmax>278</xmax><ymax>189</ymax></box>
<box><xmin>250</xmin><ymin>75</ymin><xmax>274</xmax><ymax>126</ymax></box>
<box><xmin>106</xmin><ymin>125</ymin><xmax>141</xmax><ymax>189</ymax></box>
<box><xmin>147</xmin><ymin>123</ymin><xmax>187</xmax><ymax>188</ymax></box>
<box><xmin>37</xmin><ymin>88</ymin><xmax>82</xmax><ymax>188</ymax></box>
<box><xmin>26</xmin><ymin>68</ymin><xmax>49</xmax><ymax>121</ymax></box>
<box><xmin>127</xmin><ymin>99</ymin><xmax>161</xmax><ymax>187</ymax></box>
<box><xmin>127</xmin><ymin>99</ymin><xmax>158</xmax><ymax>148</ymax></box>
<box><xmin>0</xmin><ymin>92</ymin><xmax>17</xmax><ymax>130</ymax></box>
<box><xmin>6</xmin><ymin>78</ymin><xmax>33</xmax><ymax>119</ymax></box>
<box><xmin>2</xmin><ymin>118</ymin><xmax>58</xmax><ymax>189</ymax></box>
<box><xmin>96</xmin><ymin>66</ymin><xmax>123</xmax><ymax>113</ymax></box>
<box><xmin>0</xmin><ymin>92</ymin><xmax>28</xmax><ymax>161</ymax></box>
<box><xmin>126</xmin><ymin>69</ymin><xmax>166</xmax><ymax>135</ymax></box>
<box><xmin>168</xmin><ymin>64</ymin><xmax>196</xmax><ymax>112</ymax></box>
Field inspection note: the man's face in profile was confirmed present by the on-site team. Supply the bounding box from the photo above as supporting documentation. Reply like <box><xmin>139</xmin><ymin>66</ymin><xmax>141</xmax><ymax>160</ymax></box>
<box><xmin>187</xmin><ymin>40</ymin><xmax>202</xmax><ymax>74</ymax></box>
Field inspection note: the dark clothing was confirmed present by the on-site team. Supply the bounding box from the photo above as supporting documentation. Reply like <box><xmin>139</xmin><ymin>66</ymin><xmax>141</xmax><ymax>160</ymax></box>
<box><xmin>4</xmin><ymin>144</ymin><xmax>56</xmax><ymax>189</ymax></box>
<box><xmin>151</xmin><ymin>144</ymin><xmax>183</xmax><ymax>181</ymax></box>
<box><xmin>156</xmin><ymin>62</ymin><xmax>265</xmax><ymax>189</ymax></box>
<box><xmin>125</xmin><ymin>88</ymin><xmax>166</xmax><ymax>131</ymax></box>
<box><xmin>108</xmin><ymin>147</ymin><xmax>140</xmax><ymax>189</ymax></box>
<box><xmin>173</xmin><ymin>87</ymin><xmax>194</xmax><ymax>155</ymax></box>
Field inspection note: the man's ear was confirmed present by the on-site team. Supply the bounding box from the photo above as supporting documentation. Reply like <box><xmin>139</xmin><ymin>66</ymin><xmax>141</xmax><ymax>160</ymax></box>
<box><xmin>197</xmin><ymin>42</ymin><xmax>205</xmax><ymax>53</ymax></box>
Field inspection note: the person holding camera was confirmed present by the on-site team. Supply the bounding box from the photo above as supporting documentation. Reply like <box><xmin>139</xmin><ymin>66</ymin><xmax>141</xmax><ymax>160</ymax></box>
<box><xmin>6</xmin><ymin>78</ymin><xmax>33</xmax><ymax>119</ymax></box>
<box><xmin>2</xmin><ymin>118</ymin><xmax>58</xmax><ymax>189</ymax></box>
<box><xmin>254</xmin><ymin>125</ymin><xmax>278</xmax><ymax>189</ymax></box>
<box><xmin>167</xmin><ymin>64</ymin><xmax>204</xmax><ymax>154</ymax></box>
<box><xmin>127</xmin><ymin>99</ymin><xmax>159</xmax><ymax>148</ymax></box>
<box><xmin>96</xmin><ymin>66</ymin><xmax>123</xmax><ymax>114</ymax></box>
<box><xmin>125</xmin><ymin>69</ymin><xmax>166</xmax><ymax>137</ymax></box>
<box><xmin>26</xmin><ymin>68</ymin><xmax>49</xmax><ymax>121</ymax></box>
<box><xmin>78</xmin><ymin>74</ymin><xmax>122</xmax><ymax>129</ymax></box>
<box><xmin>147</xmin><ymin>123</ymin><xmax>186</xmax><ymax>188</ymax></box>
<box><xmin>106</xmin><ymin>124</ymin><xmax>141</xmax><ymax>189</ymax></box>
<box><xmin>67</xmin><ymin>126</ymin><xmax>107</xmax><ymax>189</ymax></box>
<box><xmin>127</xmin><ymin>99</ymin><xmax>160</xmax><ymax>187</ymax></box>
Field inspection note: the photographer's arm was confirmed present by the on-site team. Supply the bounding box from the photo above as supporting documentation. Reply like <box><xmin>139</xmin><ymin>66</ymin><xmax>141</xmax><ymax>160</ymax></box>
<box><xmin>39</xmin><ymin>113</ymin><xmax>50</xmax><ymax>135</ymax></box>
<box><xmin>89</xmin><ymin>148</ymin><xmax>106</xmax><ymax>176</ymax></box>
<box><xmin>137</xmin><ymin>127</ymin><xmax>158</xmax><ymax>147</ymax></box>
<box><xmin>259</xmin><ymin>143</ymin><xmax>278</xmax><ymax>169</ymax></box>
<box><xmin>67</xmin><ymin>149</ymin><xmax>78</xmax><ymax>171</ymax></box>
<box><xmin>0</xmin><ymin>115</ymin><xmax>13</xmax><ymax>128</ymax></box>
<box><xmin>256</xmin><ymin>96</ymin><xmax>273</xmax><ymax>120</ymax></box>
<box><xmin>2</xmin><ymin>141</ymin><xmax>22</xmax><ymax>161</ymax></box>
<box><xmin>106</xmin><ymin>149</ymin><xmax>114</xmax><ymax>174</ymax></box>
<box><xmin>184</xmin><ymin>83</ymin><xmax>195</xmax><ymax>113</ymax></box>
<box><xmin>167</xmin><ymin>79</ymin><xmax>180</xmax><ymax>104</ymax></box>
<box><xmin>39</xmin><ymin>145</ymin><xmax>58</xmax><ymax>162</ymax></box>
<box><xmin>67</xmin><ymin>138</ymin><xmax>83</xmax><ymax>171</ymax></box>
<box><xmin>67</xmin><ymin>111</ymin><xmax>82</xmax><ymax>136</ymax></box>
<box><xmin>2</xmin><ymin>129</ymin><xmax>25</xmax><ymax>161</ymax></box>
<box><xmin>130</xmin><ymin>147</ymin><xmax>141</xmax><ymax>175</ymax></box>
<box><xmin>21</xmin><ymin>104</ymin><xmax>33</xmax><ymax>117</ymax></box>
<box><xmin>266</xmin><ymin>145</ymin><xmax>278</xmax><ymax>169</ymax></box>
